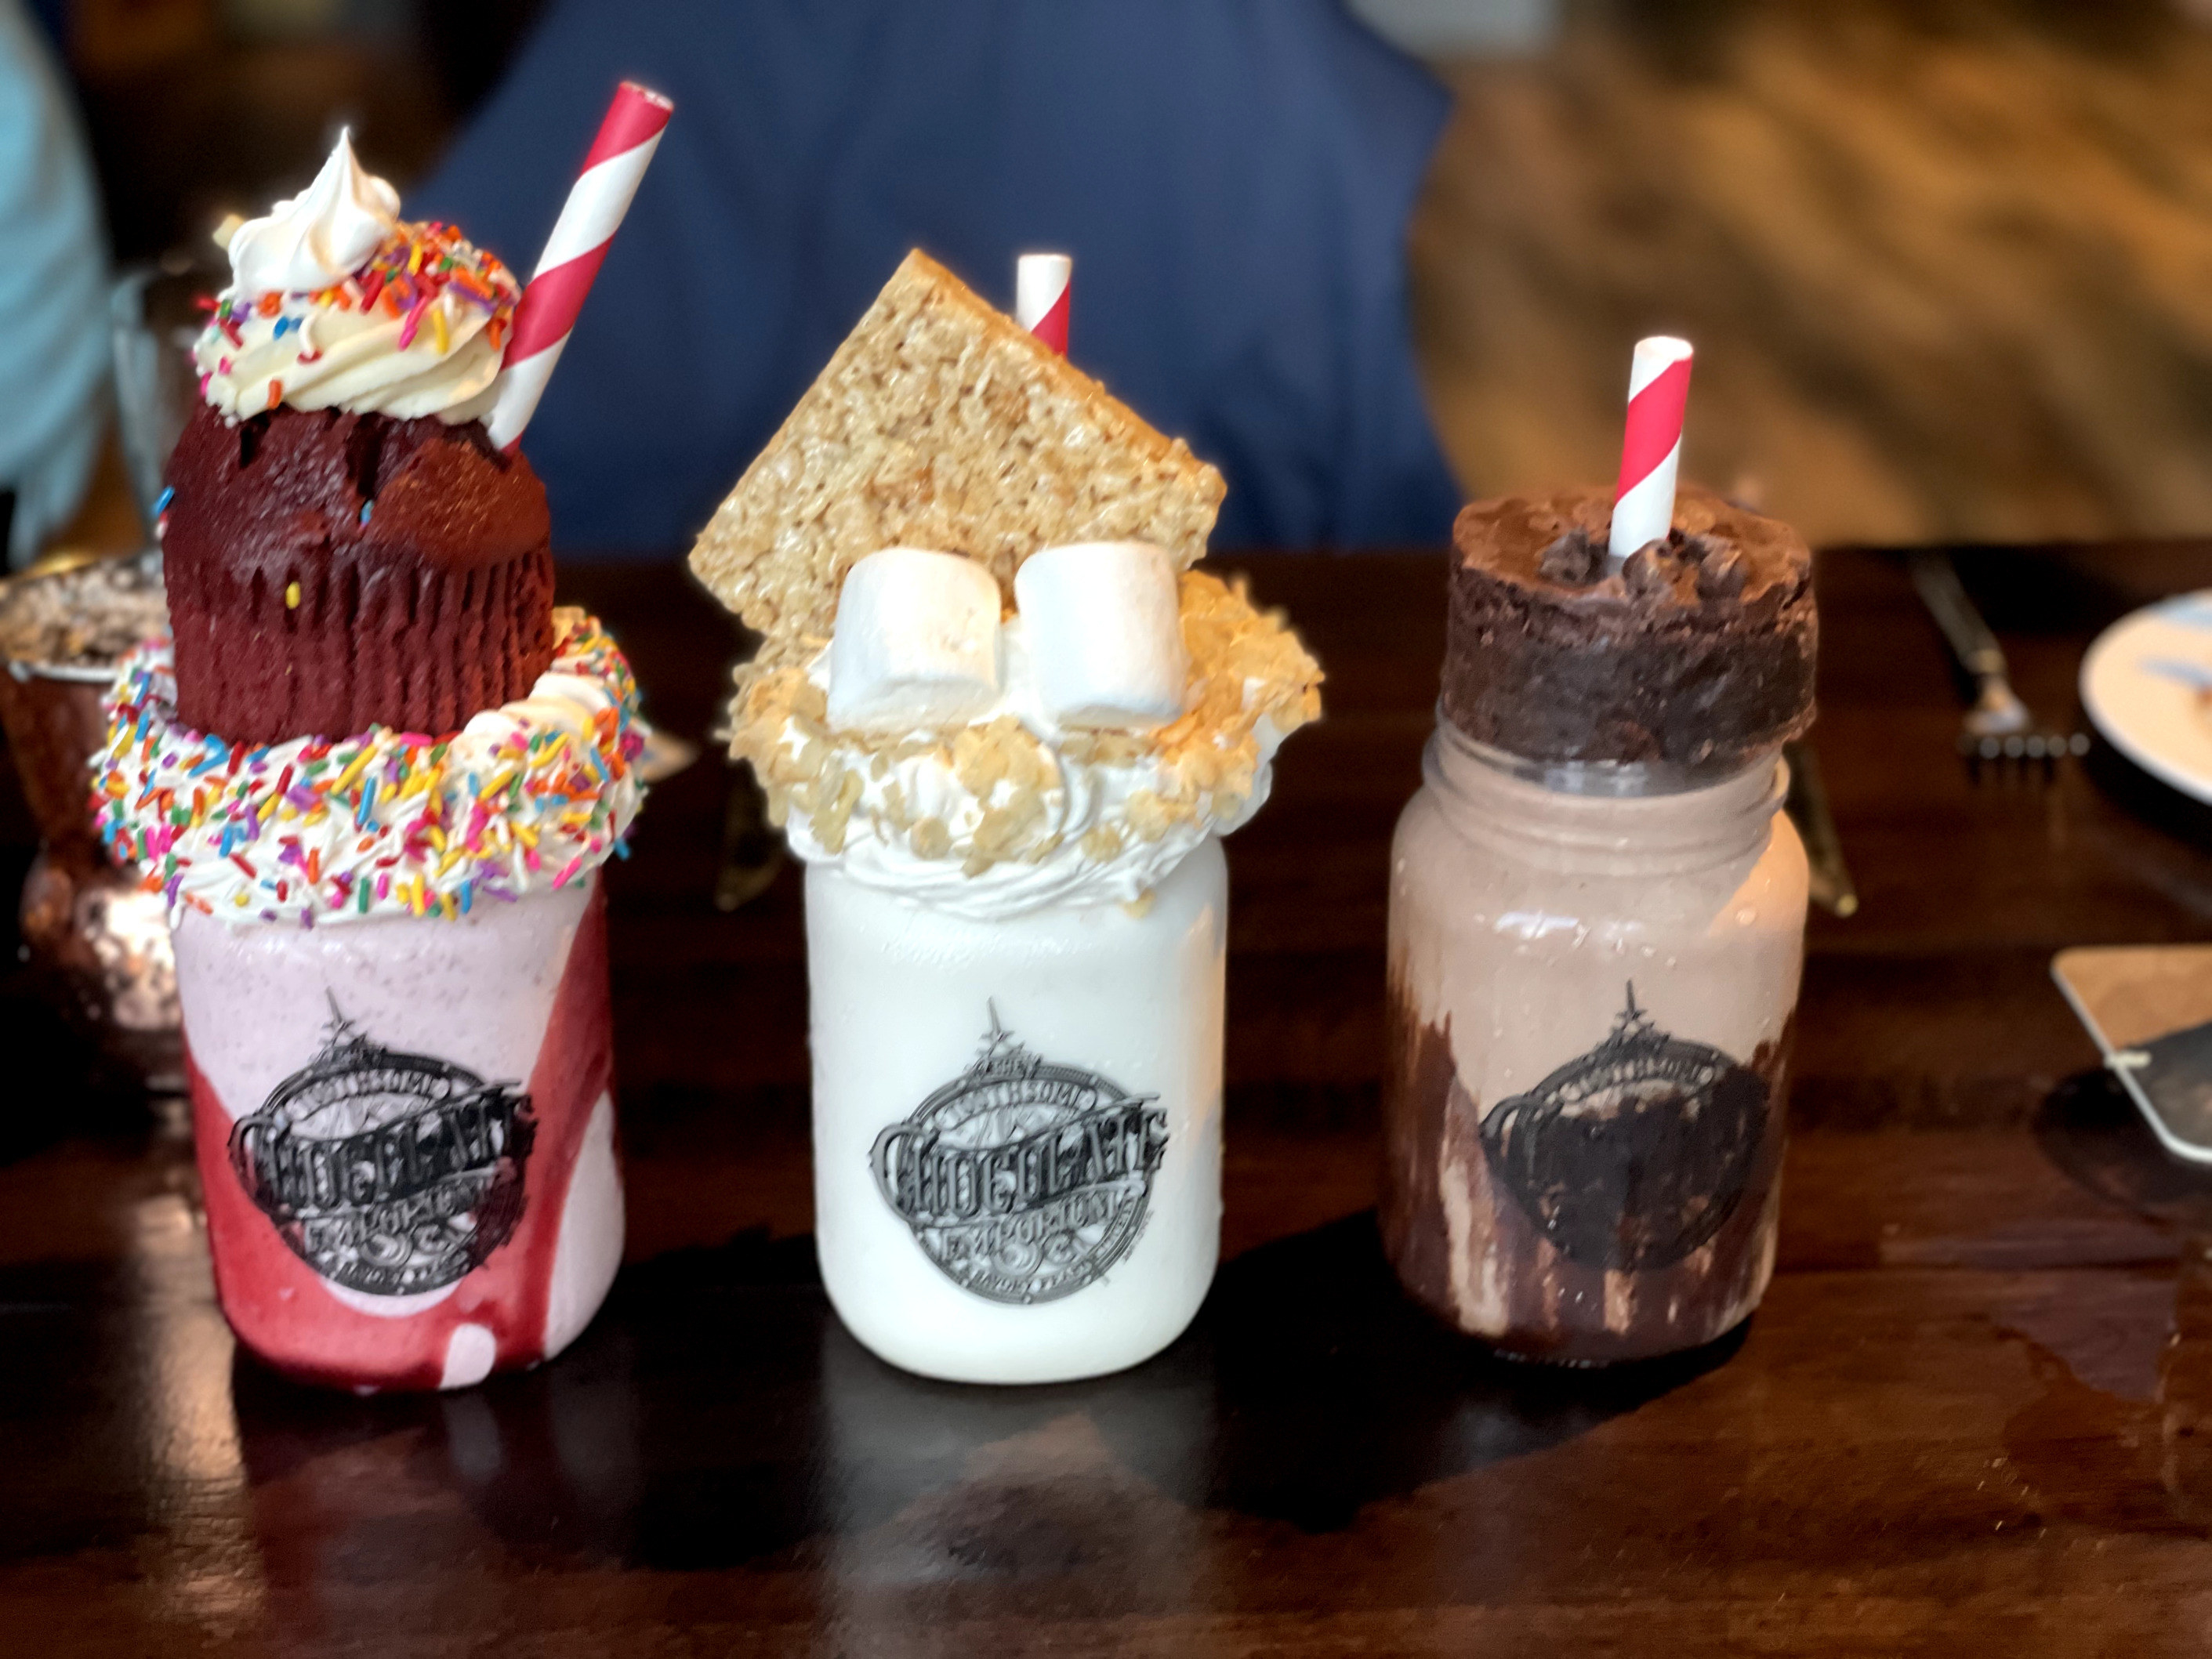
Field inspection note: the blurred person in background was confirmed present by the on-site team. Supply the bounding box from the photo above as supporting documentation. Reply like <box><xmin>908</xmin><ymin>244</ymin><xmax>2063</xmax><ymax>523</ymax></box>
<box><xmin>418</xmin><ymin>0</ymin><xmax>1464</xmax><ymax>555</ymax></box>
<box><xmin>0</xmin><ymin>0</ymin><xmax>108</xmax><ymax>567</ymax></box>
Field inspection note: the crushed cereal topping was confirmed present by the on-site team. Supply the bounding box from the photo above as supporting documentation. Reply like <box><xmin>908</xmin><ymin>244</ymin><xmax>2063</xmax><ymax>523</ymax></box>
<box><xmin>727</xmin><ymin>570</ymin><xmax>1320</xmax><ymax>914</ymax></box>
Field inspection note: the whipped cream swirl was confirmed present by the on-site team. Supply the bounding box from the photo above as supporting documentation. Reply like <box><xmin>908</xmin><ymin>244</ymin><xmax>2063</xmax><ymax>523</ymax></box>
<box><xmin>227</xmin><ymin>130</ymin><xmax>398</xmax><ymax>295</ymax></box>
<box><xmin>95</xmin><ymin>610</ymin><xmax>646</xmax><ymax>929</ymax></box>
<box><xmin>195</xmin><ymin>135</ymin><xmax>520</xmax><ymax>425</ymax></box>
<box><xmin>736</xmin><ymin>571</ymin><xmax>1320</xmax><ymax>921</ymax></box>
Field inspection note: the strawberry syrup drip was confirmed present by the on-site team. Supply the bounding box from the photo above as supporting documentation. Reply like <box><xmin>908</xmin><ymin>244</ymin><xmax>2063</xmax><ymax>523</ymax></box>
<box><xmin>188</xmin><ymin>882</ymin><xmax>616</xmax><ymax>1391</ymax></box>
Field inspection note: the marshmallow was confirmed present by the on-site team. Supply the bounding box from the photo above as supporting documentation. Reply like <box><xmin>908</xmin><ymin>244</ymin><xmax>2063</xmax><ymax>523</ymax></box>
<box><xmin>827</xmin><ymin>548</ymin><xmax>1003</xmax><ymax>733</ymax></box>
<box><xmin>1014</xmin><ymin>542</ymin><xmax>1188</xmax><ymax>730</ymax></box>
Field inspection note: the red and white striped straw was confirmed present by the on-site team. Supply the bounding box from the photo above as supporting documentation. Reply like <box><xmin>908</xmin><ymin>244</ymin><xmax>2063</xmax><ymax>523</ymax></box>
<box><xmin>1608</xmin><ymin>335</ymin><xmax>1695</xmax><ymax>565</ymax></box>
<box><xmin>484</xmin><ymin>82</ymin><xmax>675</xmax><ymax>452</ymax></box>
<box><xmin>1016</xmin><ymin>253</ymin><xmax>1072</xmax><ymax>356</ymax></box>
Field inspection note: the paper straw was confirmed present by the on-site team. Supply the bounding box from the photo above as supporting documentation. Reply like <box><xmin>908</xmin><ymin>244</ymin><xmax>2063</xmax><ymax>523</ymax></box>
<box><xmin>1608</xmin><ymin>336</ymin><xmax>1695</xmax><ymax>565</ymax></box>
<box><xmin>1017</xmin><ymin>253</ymin><xmax>1072</xmax><ymax>356</ymax></box>
<box><xmin>484</xmin><ymin>82</ymin><xmax>674</xmax><ymax>451</ymax></box>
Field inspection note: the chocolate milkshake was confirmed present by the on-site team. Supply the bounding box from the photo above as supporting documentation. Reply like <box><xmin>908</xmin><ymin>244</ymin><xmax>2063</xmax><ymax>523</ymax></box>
<box><xmin>1381</xmin><ymin>484</ymin><xmax>1816</xmax><ymax>1364</ymax></box>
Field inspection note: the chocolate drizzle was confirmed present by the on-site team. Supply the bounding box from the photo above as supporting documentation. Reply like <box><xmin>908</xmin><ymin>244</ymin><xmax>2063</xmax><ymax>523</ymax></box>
<box><xmin>1478</xmin><ymin>984</ymin><xmax>1768</xmax><ymax>1272</ymax></box>
<box><xmin>1381</xmin><ymin>969</ymin><xmax>1793</xmax><ymax>1364</ymax></box>
<box><xmin>1380</xmin><ymin>966</ymin><xmax>1459</xmax><ymax>1318</ymax></box>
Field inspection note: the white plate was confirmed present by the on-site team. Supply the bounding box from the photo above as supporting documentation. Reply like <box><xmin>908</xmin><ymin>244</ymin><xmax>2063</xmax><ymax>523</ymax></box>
<box><xmin>2080</xmin><ymin>591</ymin><xmax>2212</xmax><ymax>805</ymax></box>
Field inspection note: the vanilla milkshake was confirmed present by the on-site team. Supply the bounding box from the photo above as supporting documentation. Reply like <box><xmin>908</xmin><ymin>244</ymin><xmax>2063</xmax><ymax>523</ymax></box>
<box><xmin>809</xmin><ymin>840</ymin><xmax>1225</xmax><ymax>1382</ymax></box>
<box><xmin>1382</xmin><ymin>486</ymin><xmax>1816</xmax><ymax>1363</ymax></box>
<box><xmin>689</xmin><ymin>253</ymin><xmax>1322</xmax><ymax>1383</ymax></box>
<box><xmin>766</xmin><ymin>578</ymin><xmax>1311</xmax><ymax>1385</ymax></box>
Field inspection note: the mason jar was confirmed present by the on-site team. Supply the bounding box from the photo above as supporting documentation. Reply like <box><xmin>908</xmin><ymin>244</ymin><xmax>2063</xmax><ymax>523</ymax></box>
<box><xmin>807</xmin><ymin>836</ymin><xmax>1227</xmax><ymax>1385</ymax></box>
<box><xmin>1380</xmin><ymin>719</ymin><xmax>1807</xmax><ymax>1364</ymax></box>
<box><xmin>176</xmin><ymin>878</ymin><xmax>625</xmax><ymax>1393</ymax></box>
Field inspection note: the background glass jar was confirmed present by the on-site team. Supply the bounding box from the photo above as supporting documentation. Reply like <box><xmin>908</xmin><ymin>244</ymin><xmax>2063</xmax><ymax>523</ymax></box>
<box><xmin>1380</xmin><ymin>718</ymin><xmax>1808</xmax><ymax>1364</ymax></box>
<box><xmin>807</xmin><ymin>838</ymin><xmax>1227</xmax><ymax>1385</ymax></box>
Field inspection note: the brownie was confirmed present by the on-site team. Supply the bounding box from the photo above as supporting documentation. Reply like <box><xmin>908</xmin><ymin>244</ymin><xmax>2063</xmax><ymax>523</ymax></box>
<box><xmin>161</xmin><ymin>404</ymin><xmax>555</xmax><ymax>745</ymax></box>
<box><xmin>1442</xmin><ymin>484</ymin><xmax>1816</xmax><ymax>769</ymax></box>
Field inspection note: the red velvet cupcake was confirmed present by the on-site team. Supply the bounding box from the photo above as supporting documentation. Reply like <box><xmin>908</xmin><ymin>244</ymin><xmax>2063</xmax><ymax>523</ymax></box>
<box><xmin>161</xmin><ymin>404</ymin><xmax>554</xmax><ymax>745</ymax></box>
<box><xmin>165</xmin><ymin>135</ymin><xmax>543</xmax><ymax>747</ymax></box>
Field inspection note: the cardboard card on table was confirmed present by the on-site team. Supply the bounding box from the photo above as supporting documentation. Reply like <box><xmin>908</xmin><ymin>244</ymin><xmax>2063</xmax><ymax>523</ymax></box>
<box><xmin>2054</xmin><ymin>944</ymin><xmax>2212</xmax><ymax>1165</ymax></box>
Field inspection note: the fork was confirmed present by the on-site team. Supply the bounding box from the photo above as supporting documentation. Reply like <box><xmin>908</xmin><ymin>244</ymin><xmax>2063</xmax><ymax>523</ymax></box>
<box><xmin>1907</xmin><ymin>551</ymin><xmax>2089</xmax><ymax>782</ymax></box>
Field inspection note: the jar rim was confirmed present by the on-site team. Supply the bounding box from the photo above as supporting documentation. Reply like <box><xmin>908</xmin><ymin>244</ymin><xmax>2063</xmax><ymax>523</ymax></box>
<box><xmin>1431</xmin><ymin>705</ymin><xmax>1780</xmax><ymax>799</ymax></box>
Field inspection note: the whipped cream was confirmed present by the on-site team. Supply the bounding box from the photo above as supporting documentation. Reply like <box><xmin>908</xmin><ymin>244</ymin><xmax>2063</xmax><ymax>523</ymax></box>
<box><xmin>195</xmin><ymin>136</ymin><xmax>520</xmax><ymax>425</ymax></box>
<box><xmin>95</xmin><ymin>610</ymin><xmax>646</xmax><ymax>929</ymax></box>
<box><xmin>227</xmin><ymin>130</ymin><xmax>399</xmax><ymax>296</ymax></box>
<box><xmin>736</xmin><ymin>570</ymin><xmax>1320</xmax><ymax>921</ymax></box>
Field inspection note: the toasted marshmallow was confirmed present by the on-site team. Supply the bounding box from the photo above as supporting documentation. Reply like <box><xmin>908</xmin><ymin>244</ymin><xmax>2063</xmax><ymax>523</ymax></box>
<box><xmin>827</xmin><ymin>548</ymin><xmax>1003</xmax><ymax>732</ymax></box>
<box><xmin>1014</xmin><ymin>542</ymin><xmax>1188</xmax><ymax>730</ymax></box>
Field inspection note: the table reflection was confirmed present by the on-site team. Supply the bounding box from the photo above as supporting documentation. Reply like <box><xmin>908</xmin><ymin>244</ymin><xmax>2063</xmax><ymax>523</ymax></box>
<box><xmin>218</xmin><ymin>1213</ymin><xmax>1731</xmax><ymax>1593</ymax></box>
<box><xmin>126</xmin><ymin>1191</ymin><xmax>266</xmax><ymax>1642</ymax></box>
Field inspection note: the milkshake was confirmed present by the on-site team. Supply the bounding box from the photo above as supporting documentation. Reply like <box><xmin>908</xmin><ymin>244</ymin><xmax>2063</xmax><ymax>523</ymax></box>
<box><xmin>1381</xmin><ymin>485</ymin><xmax>1816</xmax><ymax>1363</ymax></box>
<box><xmin>175</xmin><ymin>877</ymin><xmax>621</xmax><ymax>1389</ymax></box>
<box><xmin>92</xmin><ymin>137</ymin><xmax>649</xmax><ymax>1391</ymax></box>
<box><xmin>809</xmin><ymin>841</ymin><xmax>1225</xmax><ymax>1382</ymax></box>
<box><xmin>690</xmin><ymin>253</ymin><xmax>1321</xmax><ymax>1383</ymax></box>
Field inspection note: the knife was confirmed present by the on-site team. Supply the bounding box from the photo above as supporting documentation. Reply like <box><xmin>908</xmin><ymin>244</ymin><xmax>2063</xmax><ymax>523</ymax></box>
<box><xmin>1785</xmin><ymin>739</ymin><xmax>1857</xmax><ymax>918</ymax></box>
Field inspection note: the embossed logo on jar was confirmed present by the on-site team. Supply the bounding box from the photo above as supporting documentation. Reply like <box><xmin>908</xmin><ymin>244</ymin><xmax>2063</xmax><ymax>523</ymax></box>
<box><xmin>1479</xmin><ymin>983</ymin><xmax>1768</xmax><ymax>1270</ymax></box>
<box><xmin>229</xmin><ymin>1001</ymin><xmax>534</xmax><ymax>1296</ymax></box>
<box><xmin>871</xmin><ymin>1005</ymin><xmax>1168</xmax><ymax>1305</ymax></box>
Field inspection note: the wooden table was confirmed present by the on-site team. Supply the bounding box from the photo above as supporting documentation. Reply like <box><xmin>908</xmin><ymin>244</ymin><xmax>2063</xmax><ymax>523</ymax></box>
<box><xmin>9</xmin><ymin>545</ymin><xmax>2212</xmax><ymax>1655</ymax></box>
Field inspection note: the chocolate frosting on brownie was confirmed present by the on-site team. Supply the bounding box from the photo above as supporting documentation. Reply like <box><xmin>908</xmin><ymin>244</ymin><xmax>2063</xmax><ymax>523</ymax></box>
<box><xmin>162</xmin><ymin>404</ymin><xmax>555</xmax><ymax>745</ymax></box>
<box><xmin>1442</xmin><ymin>484</ymin><xmax>1816</xmax><ymax>768</ymax></box>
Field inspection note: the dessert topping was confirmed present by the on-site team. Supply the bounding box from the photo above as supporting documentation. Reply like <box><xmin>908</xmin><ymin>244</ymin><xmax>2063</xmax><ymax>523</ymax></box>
<box><xmin>225</xmin><ymin>130</ymin><xmax>399</xmax><ymax>296</ymax></box>
<box><xmin>94</xmin><ymin>610</ymin><xmax>644</xmax><ymax>927</ymax></box>
<box><xmin>195</xmin><ymin>136</ymin><xmax>520</xmax><ymax>425</ymax></box>
<box><xmin>825</xmin><ymin>548</ymin><xmax>1003</xmax><ymax>733</ymax></box>
<box><xmin>1010</xmin><ymin>542</ymin><xmax>1188</xmax><ymax>732</ymax></box>
<box><xmin>738</xmin><ymin>570</ymin><xmax>1318</xmax><ymax>918</ymax></box>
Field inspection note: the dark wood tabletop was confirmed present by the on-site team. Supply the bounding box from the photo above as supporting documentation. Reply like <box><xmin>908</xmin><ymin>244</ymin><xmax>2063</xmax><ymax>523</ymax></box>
<box><xmin>9</xmin><ymin>544</ymin><xmax>2212</xmax><ymax>1655</ymax></box>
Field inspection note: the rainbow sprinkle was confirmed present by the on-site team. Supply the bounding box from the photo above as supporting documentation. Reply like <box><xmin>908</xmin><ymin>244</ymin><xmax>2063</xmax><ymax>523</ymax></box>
<box><xmin>200</xmin><ymin>220</ymin><xmax>519</xmax><ymax>344</ymax></box>
<box><xmin>92</xmin><ymin>610</ymin><xmax>647</xmax><ymax>928</ymax></box>
<box><xmin>194</xmin><ymin>219</ymin><xmax>520</xmax><ymax>421</ymax></box>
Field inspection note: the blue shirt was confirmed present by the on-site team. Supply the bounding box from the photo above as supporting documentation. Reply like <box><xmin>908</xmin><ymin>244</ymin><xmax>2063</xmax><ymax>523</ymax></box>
<box><xmin>417</xmin><ymin>0</ymin><xmax>1464</xmax><ymax>554</ymax></box>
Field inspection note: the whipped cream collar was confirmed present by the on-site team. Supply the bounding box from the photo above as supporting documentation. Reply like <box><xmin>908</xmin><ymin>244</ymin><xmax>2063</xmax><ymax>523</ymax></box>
<box><xmin>195</xmin><ymin>136</ymin><xmax>519</xmax><ymax>425</ymax></box>
<box><xmin>736</xmin><ymin>571</ymin><xmax>1320</xmax><ymax>920</ymax></box>
<box><xmin>95</xmin><ymin>610</ymin><xmax>645</xmax><ymax>928</ymax></box>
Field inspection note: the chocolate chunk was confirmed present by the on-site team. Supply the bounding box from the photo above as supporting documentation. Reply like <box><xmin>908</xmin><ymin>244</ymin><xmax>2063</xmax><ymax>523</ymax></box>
<box><xmin>1695</xmin><ymin>544</ymin><xmax>1747</xmax><ymax>600</ymax></box>
<box><xmin>1677</xmin><ymin>531</ymin><xmax>1724</xmax><ymax>565</ymax></box>
<box><xmin>1441</xmin><ymin>484</ymin><xmax>1817</xmax><ymax>768</ymax></box>
<box><xmin>1622</xmin><ymin>541</ymin><xmax>1690</xmax><ymax>602</ymax></box>
<box><xmin>1537</xmin><ymin>527</ymin><xmax>1606</xmax><ymax>588</ymax></box>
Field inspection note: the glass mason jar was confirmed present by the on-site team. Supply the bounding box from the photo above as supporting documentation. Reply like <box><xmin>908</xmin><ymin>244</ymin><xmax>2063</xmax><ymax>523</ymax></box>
<box><xmin>807</xmin><ymin>836</ymin><xmax>1227</xmax><ymax>1385</ymax></box>
<box><xmin>1380</xmin><ymin>719</ymin><xmax>1807</xmax><ymax>1364</ymax></box>
<box><xmin>176</xmin><ymin>878</ymin><xmax>624</xmax><ymax>1392</ymax></box>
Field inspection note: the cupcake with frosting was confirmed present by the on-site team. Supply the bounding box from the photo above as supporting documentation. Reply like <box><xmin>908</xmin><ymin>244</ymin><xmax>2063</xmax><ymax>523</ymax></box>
<box><xmin>165</xmin><ymin>133</ymin><xmax>553</xmax><ymax>749</ymax></box>
<box><xmin>100</xmin><ymin>131</ymin><xmax>645</xmax><ymax>929</ymax></box>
